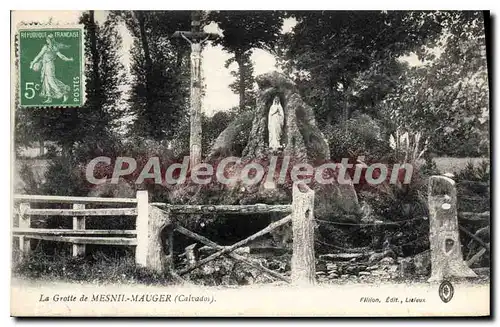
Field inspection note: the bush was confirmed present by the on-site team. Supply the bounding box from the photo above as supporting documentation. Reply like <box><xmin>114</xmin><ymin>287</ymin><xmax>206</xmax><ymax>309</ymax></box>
<box><xmin>352</xmin><ymin>169</ymin><xmax>430</xmax><ymax>256</ymax></box>
<box><xmin>18</xmin><ymin>161</ymin><xmax>43</xmax><ymax>195</ymax></box>
<box><xmin>324</xmin><ymin>113</ymin><xmax>393</xmax><ymax>162</ymax></box>
<box><xmin>454</xmin><ymin>160</ymin><xmax>490</xmax><ymax>213</ymax></box>
<box><xmin>419</xmin><ymin>157</ymin><xmax>439</xmax><ymax>177</ymax></box>
<box><xmin>455</xmin><ymin>160</ymin><xmax>490</xmax><ymax>183</ymax></box>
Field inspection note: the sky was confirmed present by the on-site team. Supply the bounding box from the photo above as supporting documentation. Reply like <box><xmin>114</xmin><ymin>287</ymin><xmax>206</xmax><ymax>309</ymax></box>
<box><xmin>12</xmin><ymin>10</ymin><xmax>298</xmax><ymax>116</ymax></box>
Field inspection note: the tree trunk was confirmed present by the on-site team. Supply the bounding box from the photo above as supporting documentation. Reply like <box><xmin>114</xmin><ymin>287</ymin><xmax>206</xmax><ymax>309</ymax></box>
<box><xmin>235</xmin><ymin>50</ymin><xmax>246</xmax><ymax>111</ymax></box>
<box><xmin>88</xmin><ymin>11</ymin><xmax>101</xmax><ymax>105</ymax></box>
<box><xmin>87</xmin><ymin>10</ymin><xmax>107</xmax><ymax>143</ymax></box>
<box><xmin>136</xmin><ymin>11</ymin><xmax>153</xmax><ymax>74</ymax></box>
<box><xmin>341</xmin><ymin>75</ymin><xmax>350</xmax><ymax>131</ymax></box>
<box><xmin>61</xmin><ymin>142</ymin><xmax>73</xmax><ymax>160</ymax></box>
<box><xmin>326</xmin><ymin>74</ymin><xmax>334</xmax><ymax>126</ymax></box>
<box><xmin>135</xmin><ymin>11</ymin><xmax>157</xmax><ymax>139</ymax></box>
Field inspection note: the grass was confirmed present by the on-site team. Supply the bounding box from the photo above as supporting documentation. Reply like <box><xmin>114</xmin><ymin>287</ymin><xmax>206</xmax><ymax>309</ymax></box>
<box><xmin>12</xmin><ymin>249</ymin><xmax>174</xmax><ymax>286</ymax></box>
<box><xmin>12</xmin><ymin>247</ymin><xmax>259</xmax><ymax>286</ymax></box>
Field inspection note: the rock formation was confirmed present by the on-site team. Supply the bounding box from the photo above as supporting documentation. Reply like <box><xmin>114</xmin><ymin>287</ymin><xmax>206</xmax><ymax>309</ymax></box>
<box><xmin>201</xmin><ymin>71</ymin><xmax>360</xmax><ymax>220</ymax></box>
<box><xmin>89</xmin><ymin>72</ymin><xmax>361</xmax><ymax>234</ymax></box>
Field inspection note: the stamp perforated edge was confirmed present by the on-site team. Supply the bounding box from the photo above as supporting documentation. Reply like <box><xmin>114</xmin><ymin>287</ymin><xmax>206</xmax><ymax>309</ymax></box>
<box><xmin>15</xmin><ymin>23</ymin><xmax>87</xmax><ymax>108</ymax></box>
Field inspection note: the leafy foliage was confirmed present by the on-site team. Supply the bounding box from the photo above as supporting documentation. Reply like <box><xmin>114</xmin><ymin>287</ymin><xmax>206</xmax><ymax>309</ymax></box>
<box><xmin>283</xmin><ymin>11</ymin><xmax>445</xmax><ymax>127</ymax></box>
<box><xmin>324</xmin><ymin>113</ymin><xmax>391</xmax><ymax>162</ymax></box>
<box><xmin>379</xmin><ymin>12</ymin><xmax>489</xmax><ymax>157</ymax></box>
<box><xmin>114</xmin><ymin>10</ymin><xmax>191</xmax><ymax>141</ymax></box>
<box><xmin>209</xmin><ymin>11</ymin><xmax>285</xmax><ymax>110</ymax></box>
<box><xmin>455</xmin><ymin>160</ymin><xmax>490</xmax><ymax>183</ymax></box>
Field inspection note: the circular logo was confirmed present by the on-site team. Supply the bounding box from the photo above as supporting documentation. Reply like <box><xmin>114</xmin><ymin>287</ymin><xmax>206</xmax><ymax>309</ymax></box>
<box><xmin>439</xmin><ymin>280</ymin><xmax>454</xmax><ymax>303</ymax></box>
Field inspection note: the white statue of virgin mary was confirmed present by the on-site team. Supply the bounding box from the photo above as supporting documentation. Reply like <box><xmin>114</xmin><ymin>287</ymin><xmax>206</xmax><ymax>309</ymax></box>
<box><xmin>268</xmin><ymin>96</ymin><xmax>284</xmax><ymax>151</ymax></box>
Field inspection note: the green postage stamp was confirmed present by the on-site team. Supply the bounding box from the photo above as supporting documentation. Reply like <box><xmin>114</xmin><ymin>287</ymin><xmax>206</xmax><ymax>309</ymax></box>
<box><xmin>17</xmin><ymin>25</ymin><xmax>85</xmax><ymax>107</ymax></box>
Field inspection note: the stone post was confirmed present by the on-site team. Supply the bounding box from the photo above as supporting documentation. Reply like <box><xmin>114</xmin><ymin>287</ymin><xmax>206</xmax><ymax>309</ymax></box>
<box><xmin>428</xmin><ymin>175</ymin><xmax>477</xmax><ymax>282</ymax></box>
<box><xmin>135</xmin><ymin>191</ymin><xmax>173</xmax><ymax>274</ymax></box>
<box><xmin>291</xmin><ymin>183</ymin><xmax>316</xmax><ymax>285</ymax></box>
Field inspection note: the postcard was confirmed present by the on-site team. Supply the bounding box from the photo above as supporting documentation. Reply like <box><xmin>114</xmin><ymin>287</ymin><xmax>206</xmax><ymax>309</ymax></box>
<box><xmin>10</xmin><ymin>10</ymin><xmax>490</xmax><ymax>317</ymax></box>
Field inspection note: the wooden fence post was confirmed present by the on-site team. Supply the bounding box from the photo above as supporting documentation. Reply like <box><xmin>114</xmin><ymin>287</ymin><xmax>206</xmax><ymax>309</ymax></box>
<box><xmin>72</xmin><ymin>203</ymin><xmax>86</xmax><ymax>257</ymax></box>
<box><xmin>135</xmin><ymin>190</ymin><xmax>149</xmax><ymax>268</ymax></box>
<box><xmin>18</xmin><ymin>203</ymin><xmax>31</xmax><ymax>258</ymax></box>
<box><xmin>135</xmin><ymin>191</ymin><xmax>172</xmax><ymax>274</ymax></box>
<box><xmin>291</xmin><ymin>183</ymin><xmax>315</xmax><ymax>285</ymax></box>
<box><xmin>428</xmin><ymin>175</ymin><xmax>477</xmax><ymax>282</ymax></box>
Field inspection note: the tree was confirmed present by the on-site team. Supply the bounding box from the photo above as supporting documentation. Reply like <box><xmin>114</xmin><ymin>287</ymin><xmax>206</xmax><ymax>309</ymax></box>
<box><xmin>380</xmin><ymin>11</ymin><xmax>489</xmax><ymax>157</ymax></box>
<box><xmin>77</xmin><ymin>11</ymin><xmax>126</xmax><ymax>157</ymax></box>
<box><xmin>225</xmin><ymin>51</ymin><xmax>256</xmax><ymax>110</ymax></box>
<box><xmin>16</xmin><ymin>11</ymin><xmax>126</xmax><ymax>197</ymax></box>
<box><xmin>209</xmin><ymin>11</ymin><xmax>285</xmax><ymax>111</ymax></box>
<box><xmin>115</xmin><ymin>11</ymin><xmax>191</xmax><ymax>142</ymax></box>
<box><xmin>15</xmin><ymin>11</ymin><xmax>125</xmax><ymax>159</ymax></box>
<box><xmin>283</xmin><ymin>11</ymin><xmax>445</xmax><ymax>127</ymax></box>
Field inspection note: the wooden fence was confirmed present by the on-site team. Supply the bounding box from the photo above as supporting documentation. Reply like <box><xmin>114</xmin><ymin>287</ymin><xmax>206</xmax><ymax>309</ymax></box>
<box><xmin>455</xmin><ymin>178</ymin><xmax>490</xmax><ymax>269</ymax></box>
<box><xmin>13</xmin><ymin>194</ymin><xmax>139</xmax><ymax>258</ymax></box>
<box><xmin>13</xmin><ymin>183</ymin><xmax>316</xmax><ymax>285</ymax></box>
<box><xmin>15</xmin><ymin>175</ymin><xmax>487</xmax><ymax>284</ymax></box>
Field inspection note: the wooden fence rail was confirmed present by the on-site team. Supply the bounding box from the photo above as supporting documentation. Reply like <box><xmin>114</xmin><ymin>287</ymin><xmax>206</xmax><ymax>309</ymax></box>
<box><xmin>12</xmin><ymin>228</ymin><xmax>137</xmax><ymax>236</ymax></box>
<box><xmin>13</xmin><ymin>192</ymin><xmax>145</xmax><ymax>261</ymax></box>
<box><xmin>151</xmin><ymin>203</ymin><xmax>292</xmax><ymax>214</ymax></box>
<box><xmin>14</xmin><ymin>194</ymin><xmax>138</xmax><ymax>204</ymax></box>
<box><xmin>13</xmin><ymin>184</ymin><xmax>316</xmax><ymax>285</ymax></box>
<box><xmin>458</xmin><ymin>211</ymin><xmax>490</xmax><ymax>221</ymax></box>
<box><xmin>23</xmin><ymin>208</ymin><xmax>138</xmax><ymax>216</ymax></box>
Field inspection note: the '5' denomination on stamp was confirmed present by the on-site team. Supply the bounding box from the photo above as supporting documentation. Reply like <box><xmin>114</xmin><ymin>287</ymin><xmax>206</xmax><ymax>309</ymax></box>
<box><xmin>17</xmin><ymin>25</ymin><xmax>85</xmax><ymax>107</ymax></box>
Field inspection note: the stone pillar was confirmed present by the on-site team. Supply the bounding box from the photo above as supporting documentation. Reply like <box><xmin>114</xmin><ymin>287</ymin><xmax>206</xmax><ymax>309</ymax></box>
<box><xmin>135</xmin><ymin>191</ymin><xmax>173</xmax><ymax>274</ymax></box>
<box><xmin>428</xmin><ymin>175</ymin><xmax>477</xmax><ymax>282</ymax></box>
<box><xmin>291</xmin><ymin>183</ymin><xmax>316</xmax><ymax>285</ymax></box>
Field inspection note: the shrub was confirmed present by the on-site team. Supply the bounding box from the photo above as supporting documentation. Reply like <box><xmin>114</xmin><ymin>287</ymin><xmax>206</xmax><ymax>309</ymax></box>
<box><xmin>454</xmin><ymin>160</ymin><xmax>490</xmax><ymax>213</ymax></box>
<box><xmin>352</xmin><ymin>168</ymin><xmax>430</xmax><ymax>256</ymax></box>
<box><xmin>419</xmin><ymin>157</ymin><xmax>439</xmax><ymax>177</ymax></box>
<box><xmin>324</xmin><ymin>114</ymin><xmax>392</xmax><ymax>162</ymax></box>
<box><xmin>455</xmin><ymin>160</ymin><xmax>490</xmax><ymax>183</ymax></box>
